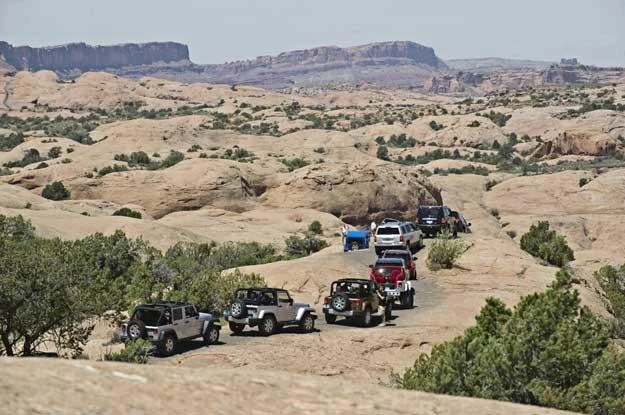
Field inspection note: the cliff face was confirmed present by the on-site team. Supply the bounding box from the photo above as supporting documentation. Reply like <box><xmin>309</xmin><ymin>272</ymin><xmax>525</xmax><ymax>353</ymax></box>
<box><xmin>0</xmin><ymin>41</ymin><xmax>189</xmax><ymax>72</ymax></box>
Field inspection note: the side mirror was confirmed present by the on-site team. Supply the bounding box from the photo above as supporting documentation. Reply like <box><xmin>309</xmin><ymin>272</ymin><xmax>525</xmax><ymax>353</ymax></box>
<box><xmin>412</xmin><ymin>256</ymin><xmax>418</xmax><ymax>261</ymax></box>
<box><xmin>368</xmin><ymin>264</ymin><xmax>374</xmax><ymax>268</ymax></box>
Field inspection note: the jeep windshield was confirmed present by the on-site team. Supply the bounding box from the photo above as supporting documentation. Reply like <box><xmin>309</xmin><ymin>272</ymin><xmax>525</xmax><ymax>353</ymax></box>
<box><xmin>235</xmin><ymin>289</ymin><xmax>276</xmax><ymax>305</ymax></box>
<box><xmin>376</xmin><ymin>227</ymin><xmax>400</xmax><ymax>235</ymax></box>
<box><xmin>132</xmin><ymin>307</ymin><xmax>164</xmax><ymax>326</ymax></box>
<box><xmin>418</xmin><ymin>206</ymin><xmax>442</xmax><ymax>218</ymax></box>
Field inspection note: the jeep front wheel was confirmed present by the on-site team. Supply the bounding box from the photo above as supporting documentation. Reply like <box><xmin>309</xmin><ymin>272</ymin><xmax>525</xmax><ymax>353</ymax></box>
<box><xmin>258</xmin><ymin>315</ymin><xmax>276</xmax><ymax>336</ymax></box>
<box><xmin>158</xmin><ymin>333</ymin><xmax>177</xmax><ymax>357</ymax></box>
<box><xmin>229</xmin><ymin>322</ymin><xmax>245</xmax><ymax>335</ymax></box>
<box><xmin>324</xmin><ymin>314</ymin><xmax>337</xmax><ymax>324</ymax></box>
<box><xmin>401</xmin><ymin>291</ymin><xmax>414</xmax><ymax>308</ymax></box>
<box><xmin>203</xmin><ymin>325</ymin><xmax>220</xmax><ymax>345</ymax></box>
<box><xmin>299</xmin><ymin>313</ymin><xmax>315</xmax><ymax>333</ymax></box>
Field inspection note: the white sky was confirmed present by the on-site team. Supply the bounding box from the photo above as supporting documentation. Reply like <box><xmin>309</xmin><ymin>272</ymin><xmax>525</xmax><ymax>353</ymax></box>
<box><xmin>1</xmin><ymin>0</ymin><xmax>624</xmax><ymax>66</ymax></box>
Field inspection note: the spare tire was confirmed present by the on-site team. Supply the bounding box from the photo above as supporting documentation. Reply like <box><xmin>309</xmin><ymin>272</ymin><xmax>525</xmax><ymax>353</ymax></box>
<box><xmin>126</xmin><ymin>320</ymin><xmax>147</xmax><ymax>340</ymax></box>
<box><xmin>330</xmin><ymin>293</ymin><xmax>351</xmax><ymax>312</ymax></box>
<box><xmin>230</xmin><ymin>300</ymin><xmax>247</xmax><ymax>319</ymax></box>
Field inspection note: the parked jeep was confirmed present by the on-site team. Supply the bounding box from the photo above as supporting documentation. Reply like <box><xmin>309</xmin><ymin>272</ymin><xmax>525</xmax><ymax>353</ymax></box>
<box><xmin>416</xmin><ymin>205</ymin><xmax>453</xmax><ymax>237</ymax></box>
<box><xmin>121</xmin><ymin>301</ymin><xmax>221</xmax><ymax>357</ymax></box>
<box><xmin>374</xmin><ymin>220</ymin><xmax>423</xmax><ymax>256</ymax></box>
<box><xmin>224</xmin><ymin>288</ymin><xmax>317</xmax><ymax>336</ymax></box>
<box><xmin>369</xmin><ymin>257</ymin><xmax>415</xmax><ymax>308</ymax></box>
<box><xmin>322</xmin><ymin>278</ymin><xmax>386</xmax><ymax>326</ymax></box>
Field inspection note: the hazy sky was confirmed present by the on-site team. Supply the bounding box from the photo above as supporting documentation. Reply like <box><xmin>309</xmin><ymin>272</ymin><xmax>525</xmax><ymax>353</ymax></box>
<box><xmin>1</xmin><ymin>0</ymin><xmax>624</xmax><ymax>66</ymax></box>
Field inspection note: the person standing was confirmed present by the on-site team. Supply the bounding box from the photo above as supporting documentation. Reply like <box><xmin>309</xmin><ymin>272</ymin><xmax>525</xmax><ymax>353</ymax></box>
<box><xmin>341</xmin><ymin>222</ymin><xmax>349</xmax><ymax>245</ymax></box>
<box><xmin>370</xmin><ymin>220</ymin><xmax>377</xmax><ymax>234</ymax></box>
<box><xmin>376</xmin><ymin>284</ymin><xmax>391</xmax><ymax>326</ymax></box>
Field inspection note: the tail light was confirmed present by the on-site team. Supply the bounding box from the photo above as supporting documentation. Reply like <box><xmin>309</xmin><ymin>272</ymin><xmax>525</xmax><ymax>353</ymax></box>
<box><xmin>441</xmin><ymin>218</ymin><xmax>447</xmax><ymax>224</ymax></box>
<box><xmin>351</xmin><ymin>299</ymin><xmax>361</xmax><ymax>307</ymax></box>
<box><xmin>324</xmin><ymin>297</ymin><xmax>330</xmax><ymax>305</ymax></box>
<box><xmin>399</xmin><ymin>235</ymin><xmax>404</xmax><ymax>242</ymax></box>
<box><xmin>152</xmin><ymin>328</ymin><xmax>159</xmax><ymax>335</ymax></box>
<box><xmin>121</xmin><ymin>323</ymin><xmax>127</xmax><ymax>332</ymax></box>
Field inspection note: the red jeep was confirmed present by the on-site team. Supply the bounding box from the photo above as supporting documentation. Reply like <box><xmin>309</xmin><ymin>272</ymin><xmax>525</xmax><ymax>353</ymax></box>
<box><xmin>368</xmin><ymin>257</ymin><xmax>415</xmax><ymax>308</ymax></box>
<box><xmin>382</xmin><ymin>249</ymin><xmax>417</xmax><ymax>280</ymax></box>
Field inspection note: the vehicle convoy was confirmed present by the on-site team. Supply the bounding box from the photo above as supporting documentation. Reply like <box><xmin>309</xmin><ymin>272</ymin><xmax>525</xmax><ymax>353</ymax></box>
<box><xmin>382</xmin><ymin>249</ymin><xmax>417</xmax><ymax>280</ymax></box>
<box><xmin>121</xmin><ymin>301</ymin><xmax>221</xmax><ymax>357</ymax></box>
<box><xmin>416</xmin><ymin>205</ymin><xmax>453</xmax><ymax>237</ymax></box>
<box><xmin>343</xmin><ymin>229</ymin><xmax>371</xmax><ymax>251</ymax></box>
<box><xmin>322</xmin><ymin>278</ymin><xmax>388</xmax><ymax>326</ymax></box>
<box><xmin>374</xmin><ymin>220</ymin><xmax>423</xmax><ymax>256</ymax></box>
<box><xmin>224</xmin><ymin>288</ymin><xmax>317</xmax><ymax>336</ymax></box>
<box><xmin>450</xmin><ymin>210</ymin><xmax>471</xmax><ymax>233</ymax></box>
<box><xmin>369</xmin><ymin>257</ymin><xmax>415</xmax><ymax>308</ymax></box>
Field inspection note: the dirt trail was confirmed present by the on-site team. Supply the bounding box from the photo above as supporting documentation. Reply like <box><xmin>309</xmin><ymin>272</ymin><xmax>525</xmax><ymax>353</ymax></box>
<box><xmin>1</xmin><ymin>77</ymin><xmax>9</xmax><ymax>110</ymax></box>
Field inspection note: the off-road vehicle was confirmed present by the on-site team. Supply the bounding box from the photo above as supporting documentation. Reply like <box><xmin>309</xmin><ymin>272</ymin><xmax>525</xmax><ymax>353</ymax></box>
<box><xmin>224</xmin><ymin>288</ymin><xmax>317</xmax><ymax>336</ymax></box>
<box><xmin>322</xmin><ymin>278</ymin><xmax>388</xmax><ymax>326</ymax></box>
<box><xmin>369</xmin><ymin>257</ymin><xmax>415</xmax><ymax>308</ymax></box>
<box><xmin>382</xmin><ymin>249</ymin><xmax>418</xmax><ymax>280</ymax></box>
<box><xmin>416</xmin><ymin>205</ymin><xmax>453</xmax><ymax>237</ymax></box>
<box><xmin>374</xmin><ymin>220</ymin><xmax>423</xmax><ymax>256</ymax></box>
<box><xmin>121</xmin><ymin>301</ymin><xmax>221</xmax><ymax>357</ymax></box>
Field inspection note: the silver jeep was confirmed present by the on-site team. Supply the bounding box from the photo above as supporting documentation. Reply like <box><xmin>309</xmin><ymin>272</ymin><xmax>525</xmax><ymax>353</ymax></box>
<box><xmin>121</xmin><ymin>301</ymin><xmax>221</xmax><ymax>357</ymax></box>
<box><xmin>224</xmin><ymin>288</ymin><xmax>317</xmax><ymax>336</ymax></box>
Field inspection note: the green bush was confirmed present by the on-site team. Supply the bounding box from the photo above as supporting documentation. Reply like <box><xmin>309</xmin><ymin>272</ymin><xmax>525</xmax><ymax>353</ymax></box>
<box><xmin>579</xmin><ymin>177</ymin><xmax>591</xmax><ymax>187</ymax></box>
<box><xmin>47</xmin><ymin>146</ymin><xmax>62</xmax><ymax>159</ymax></box>
<box><xmin>285</xmin><ymin>233</ymin><xmax>329</xmax><ymax>258</ymax></box>
<box><xmin>387</xmin><ymin>133</ymin><xmax>417</xmax><ymax>148</ymax></box>
<box><xmin>159</xmin><ymin>150</ymin><xmax>184</xmax><ymax>169</ymax></box>
<box><xmin>313</xmin><ymin>147</ymin><xmax>326</xmax><ymax>154</ymax></box>
<box><xmin>426</xmin><ymin>229</ymin><xmax>464</xmax><ymax>270</ymax></box>
<box><xmin>42</xmin><ymin>181</ymin><xmax>70</xmax><ymax>201</ymax></box>
<box><xmin>481</xmin><ymin>111</ymin><xmax>512</xmax><ymax>127</ymax></box>
<box><xmin>467</xmin><ymin>120</ymin><xmax>481</xmax><ymax>127</ymax></box>
<box><xmin>35</xmin><ymin>162</ymin><xmax>48</xmax><ymax>169</ymax></box>
<box><xmin>375</xmin><ymin>136</ymin><xmax>386</xmax><ymax>145</ymax></box>
<box><xmin>393</xmin><ymin>270</ymin><xmax>625</xmax><ymax>415</ymax></box>
<box><xmin>308</xmin><ymin>220</ymin><xmax>323</xmax><ymax>235</ymax></box>
<box><xmin>376</xmin><ymin>145</ymin><xmax>389</xmax><ymax>160</ymax></box>
<box><xmin>98</xmin><ymin>164</ymin><xmax>129</xmax><ymax>177</ymax></box>
<box><xmin>103</xmin><ymin>339</ymin><xmax>152</xmax><ymax>364</ymax></box>
<box><xmin>429</xmin><ymin>120</ymin><xmax>444</xmax><ymax>131</ymax></box>
<box><xmin>485</xmin><ymin>180</ymin><xmax>500</xmax><ymax>191</ymax></box>
<box><xmin>112</xmin><ymin>208</ymin><xmax>142</xmax><ymax>219</ymax></box>
<box><xmin>281</xmin><ymin>158</ymin><xmax>309</xmax><ymax>171</ymax></box>
<box><xmin>0</xmin><ymin>167</ymin><xmax>14</xmax><ymax>176</ymax></box>
<box><xmin>506</xmin><ymin>230</ymin><xmax>517</xmax><ymax>238</ymax></box>
<box><xmin>187</xmin><ymin>144</ymin><xmax>202</xmax><ymax>153</ymax></box>
<box><xmin>520</xmin><ymin>221</ymin><xmax>574</xmax><ymax>267</ymax></box>
<box><xmin>595</xmin><ymin>264</ymin><xmax>625</xmax><ymax>338</ymax></box>
<box><xmin>0</xmin><ymin>133</ymin><xmax>24</xmax><ymax>151</ymax></box>
<box><xmin>4</xmin><ymin>148</ymin><xmax>44</xmax><ymax>168</ymax></box>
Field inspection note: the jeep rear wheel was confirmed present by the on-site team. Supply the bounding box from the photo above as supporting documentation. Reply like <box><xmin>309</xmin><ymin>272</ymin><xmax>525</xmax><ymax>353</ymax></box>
<box><xmin>299</xmin><ymin>313</ymin><xmax>315</xmax><ymax>333</ymax></box>
<box><xmin>126</xmin><ymin>320</ymin><xmax>147</xmax><ymax>340</ymax></box>
<box><xmin>228</xmin><ymin>322</ymin><xmax>245</xmax><ymax>335</ymax></box>
<box><xmin>258</xmin><ymin>315</ymin><xmax>276</xmax><ymax>336</ymax></box>
<box><xmin>324</xmin><ymin>314</ymin><xmax>337</xmax><ymax>324</ymax></box>
<box><xmin>158</xmin><ymin>333</ymin><xmax>176</xmax><ymax>357</ymax></box>
<box><xmin>203</xmin><ymin>325</ymin><xmax>220</xmax><ymax>345</ymax></box>
<box><xmin>360</xmin><ymin>307</ymin><xmax>373</xmax><ymax>327</ymax></box>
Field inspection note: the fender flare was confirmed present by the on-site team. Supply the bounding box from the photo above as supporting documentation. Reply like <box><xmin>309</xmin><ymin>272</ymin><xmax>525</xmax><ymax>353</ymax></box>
<box><xmin>202</xmin><ymin>319</ymin><xmax>221</xmax><ymax>334</ymax></box>
<box><xmin>257</xmin><ymin>310</ymin><xmax>274</xmax><ymax>320</ymax></box>
<box><xmin>295</xmin><ymin>307</ymin><xmax>316</xmax><ymax>321</ymax></box>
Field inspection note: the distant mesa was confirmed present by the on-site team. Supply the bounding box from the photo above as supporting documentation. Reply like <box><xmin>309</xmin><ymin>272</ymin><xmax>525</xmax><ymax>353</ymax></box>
<box><xmin>0</xmin><ymin>41</ymin><xmax>189</xmax><ymax>72</ymax></box>
<box><xmin>560</xmin><ymin>58</ymin><xmax>579</xmax><ymax>66</ymax></box>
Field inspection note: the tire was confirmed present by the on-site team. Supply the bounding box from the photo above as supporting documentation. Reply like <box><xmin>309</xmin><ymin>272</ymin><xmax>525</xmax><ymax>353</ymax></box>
<box><xmin>385</xmin><ymin>302</ymin><xmax>393</xmax><ymax>321</ymax></box>
<box><xmin>258</xmin><ymin>315</ymin><xmax>277</xmax><ymax>336</ymax></box>
<box><xmin>324</xmin><ymin>314</ymin><xmax>337</xmax><ymax>324</ymax></box>
<box><xmin>126</xmin><ymin>320</ymin><xmax>147</xmax><ymax>340</ymax></box>
<box><xmin>351</xmin><ymin>241</ymin><xmax>359</xmax><ymax>251</ymax></box>
<box><xmin>299</xmin><ymin>313</ymin><xmax>315</xmax><ymax>333</ymax></box>
<box><xmin>228</xmin><ymin>322</ymin><xmax>245</xmax><ymax>335</ymax></box>
<box><xmin>418</xmin><ymin>236</ymin><xmax>424</xmax><ymax>249</ymax></box>
<box><xmin>330</xmin><ymin>293</ymin><xmax>350</xmax><ymax>312</ymax></box>
<box><xmin>375</xmin><ymin>247</ymin><xmax>382</xmax><ymax>256</ymax></box>
<box><xmin>400</xmin><ymin>292</ymin><xmax>414</xmax><ymax>309</ymax></box>
<box><xmin>360</xmin><ymin>307</ymin><xmax>373</xmax><ymax>327</ymax></box>
<box><xmin>229</xmin><ymin>300</ymin><xmax>247</xmax><ymax>319</ymax></box>
<box><xmin>203</xmin><ymin>325</ymin><xmax>220</xmax><ymax>345</ymax></box>
<box><xmin>158</xmin><ymin>333</ymin><xmax>177</xmax><ymax>357</ymax></box>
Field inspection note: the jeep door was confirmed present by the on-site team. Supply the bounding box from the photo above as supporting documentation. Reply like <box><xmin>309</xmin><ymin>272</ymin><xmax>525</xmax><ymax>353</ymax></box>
<box><xmin>184</xmin><ymin>305</ymin><xmax>202</xmax><ymax>337</ymax></box>
<box><xmin>276</xmin><ymin>290</ymin><xmax>295</xmax><ymax>322</ymax></box>
<box><xmin>171</xmin><ymin>307</ymin><xmax>189</xmax><ymax>338</ymax></box>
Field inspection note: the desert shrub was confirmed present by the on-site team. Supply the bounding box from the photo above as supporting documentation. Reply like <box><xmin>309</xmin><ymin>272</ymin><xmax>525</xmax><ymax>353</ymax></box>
<box><xmin>375</xmin><ymin>136</ymin><xmax>386</xmax><ymax>145</ymax></box>
<box><xmin>485</xmin><ymin>180</ymin><xmax>500</xmax><ymax>191</ymax></box>
<box><xmin>66</xmin><ymin>147</ymin><xmax>74</xmax><ymax>153</ymax></box>
<box><xmin>281</xmin><ymin>158</ymin><xmax>309</xmax><ymax>172</ymax></box>
<box><xmin>376</xmin><ymin>145</ymin><xmax>389</xmax><ymax>160</ymax></box>
<box><xmin>429</xmin><ymin>120</ymin><xmax>444</xmax><ymax>131</ymax></box>
<box><xmin>313</xmin><ymin>147</ymin><xmax>325</xmax><ymax>154</ymax></box>
<box><xmin>103</xmin><ymin>339</ymin><xmax>152</xmax><ymax>364</ymax></box>
<box><xmin>520</xmin><ymin>221</ymin><xmax>574</xmax><ymax>267</ymax></box>
<box><xmin>0</xmin><ymin>167</ymin><xmax>14</xmax><ymax>176</ymax></box>
<box><xmin>159</xmin><ymin>150</ymin><xmax>184</xmax><ymax>169</ymax></box>
<box><xmin>42</xmin><ymin>181</ymin><xmax>70</xmax><ymax>200</ymax></box>
<box><xmin>4</xmin><ymin>148</ymin><xmax>44</xmax><ymax>168</ymax></box>
<box><xmin>187</xmin><ymin>144</ymin><xmax>202</xmax><ymax>152</ymax></box>
<box><xmin>199</xmin><ymin>152</ymin><xmax>208</xmax><ymax>158</ymax></box>
<box><xmin>467</xmin><ymin>120</ymin><xmax>481</xmax><ymax>127</ymax></box>
<box><xmin>98</xmin><ymin>164</ymin><xmax>129</xmax><ymax>177</ymax></box>
<box><xmin>308</xmin><ymin>220</ymin><xmax>323</xmax><ymax>235</ymax></box>
<box><xmin>35</xmin><ymin>162</ymin><xmax>48</xmax><ymax>169</ymax></box>
<box><xmin>285</xmin><ymin>233</ymin><xmax>329</xmax><ymax>258</ymax></box>
<box><xmin>426</xmin><ymin>229</ymin><xmax>465</xmax><ymax>270</ymax></box>
<box><xmin>595</xmin><ymin>264</ymin><xmax>625</xmax><ymax>338</ymax></box>
<box><xmin>61</xmin><ymin>158</ymin><xmax>71</xmax><ymax>164</ymax></box>
<box><xmin>387</xmin><ymin>133</ymin><xmax>417</xmax><ymax>148</ymax></box>
<box><xmin>112</xmin><ymin>208</ymin><xmax>142</xmax><ymax>219</ymax></box>
<box><xmin>47</xmin><ymin>146</ymin><xmax>62</xmax><ymax>158</ymax></box>
<box><xmin>481</xmin><ymin>111</ymin><xmax>512</xmax><ymax>127</ymax></box>
<box><xmin>490</xmin><ymin>208</ymin><xmax>500</xmax><ymax>219</ymax></box>
<box><xmin>393</xmin><ymin>270</ymin><xmax>625</xmax><ymax>414</ymax></box>
<box><xmin>506</xmin><ymin>230</ymin><xmax>517</xmax><ymax>238</ymax></box>
<box><xmin>579</xmin><ymin>177</ymin><xmax>591</xmax><ymax>187</ymax></box>
<box><xmin>115</xmin><ymin>151</ymin><xmax>151</xmax><ymax>166</ymax></box>
<box><xmin>0</xmin><ymin>133</ymin><xmax>24</xmax><ymax>151</ymax></box>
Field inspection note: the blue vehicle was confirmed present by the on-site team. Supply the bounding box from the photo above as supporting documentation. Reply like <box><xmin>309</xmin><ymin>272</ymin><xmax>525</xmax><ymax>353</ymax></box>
<box><xmin>343</xmin><ymin>230</ymin><xmax>371</xmax><ymax>251</ymax></box>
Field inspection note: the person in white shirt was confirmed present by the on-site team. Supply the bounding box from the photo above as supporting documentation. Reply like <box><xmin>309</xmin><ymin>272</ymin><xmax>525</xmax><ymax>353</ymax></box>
<box><xmin>370</xmin><ymin>221</ymin><xmax>377</xmax><ymax>233</ymax></box>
